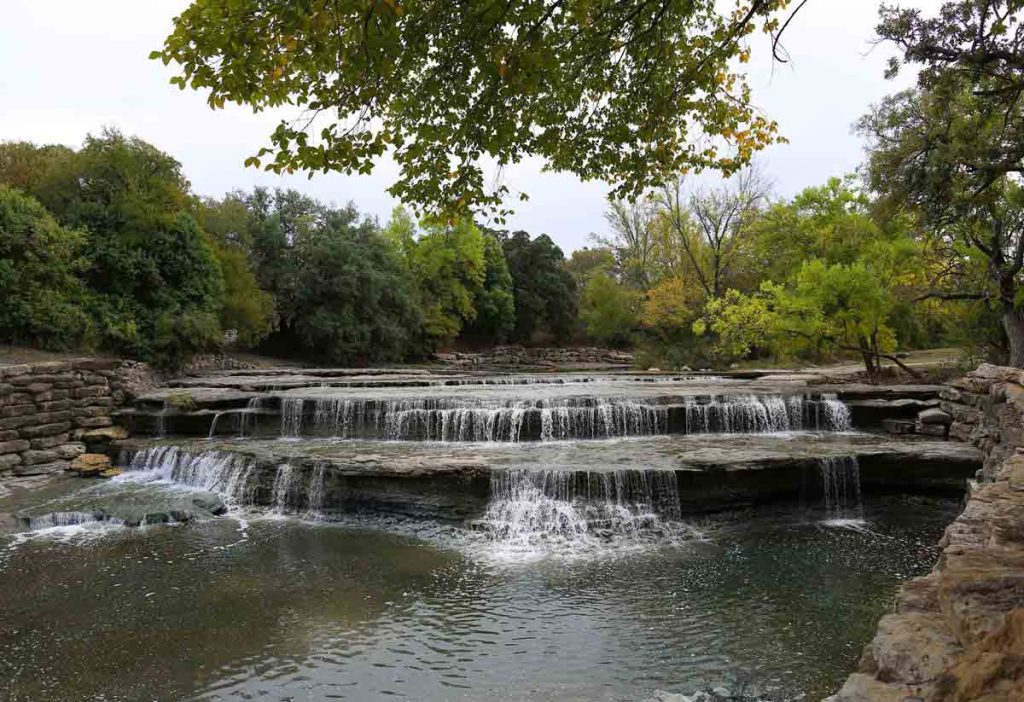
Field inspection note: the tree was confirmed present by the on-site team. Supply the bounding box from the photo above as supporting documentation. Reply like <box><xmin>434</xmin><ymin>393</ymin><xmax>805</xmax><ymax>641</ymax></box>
<box><xmin>580</xmin><ymin>272</ymin><xmax>640</xmax><ymax>347</ymax></box>
<box><xmin>0</xmin><ymin>131</ymin><xmax>225</xmax><ymax>366</ymax></box>
<box><xmin>656</xmin><ymin>165</ymin><xmax>771</xmax><ymax>298</ymax></box>
<box><xmin>641</xmin><ymin>276</ymin><xmax>704</xmax><ymax>339</ymax></box>
<box><xmin>0</xmin><ymin>186</ymin><xmax>92</xmax><ymax>350</ymax></box>
<box><xmin>283</xmin><ymin>208</ymin><xmax>424</xmax><ymax>363</ymax></box>
<box><xmin>154</xmin><ymin>0</ymin><xmax>789</xmax><ymax>218</ymax></box>
<box><xmin>863</xmin><ymin>1</ymin><xmax>1024</xmax><ymax>365</ymax></box>
<box><xmin>412</xmin><ymin>219</ymin><xmax>487</xmax><ymax>345</ymax></box>
<box><xmin>596</xmin><ymin>198</ymin><xmax>659</xmax><ymax>289</ymax></box>
<box><xmin>566</xmin><ymin>247</ymin><xmax>616</xmax><ymax>289</ymax></box>
<box><xmin>464</xmin><ymin>232</ymin><xmax>516</xmax><ymax>342</ymax></box>
<box><xmin>500</xmin><ymin>230</ymin><xmax>578</xmax><ymax>343</ymax></box>
<box><xmin>698</xmin><ymin>259</ymin><xmax>916</xmax><ymax>375</ymax></box>
<box><xmin>196</xmin><ymin>195</ymin><xmax>275</xmax><ymax>346</ymax></box>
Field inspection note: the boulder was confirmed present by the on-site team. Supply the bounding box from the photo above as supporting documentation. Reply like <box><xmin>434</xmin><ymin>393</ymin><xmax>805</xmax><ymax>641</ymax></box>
<box><xmin>69</xmin><ymin>453</ymin><xmax>112</xmax><ymax>475</ymax></box>
<box><xmin>919</xmin><ymin>408</ymin><xmax>953</xmax><ymax>426</ymax></box>
<box><xmin>81</xmin><ymin>425</ymin><xmax>129</xmax><ymax>453</ymax></box>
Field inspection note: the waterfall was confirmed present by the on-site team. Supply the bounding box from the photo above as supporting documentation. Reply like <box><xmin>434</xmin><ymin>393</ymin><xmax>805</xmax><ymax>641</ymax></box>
<box><xmin>238</xmin><ymin>397</ymin><xmax>262</xmax><ymax>438</ymax></box>
<box><xmin>683</xmin><ymin>394</ymin><xmax>850</xmax><ymax>434</ymax></box>
<box><xmin>208</xmin><ymin>411</ymin><xmax>224</xmax><ymax>439</ymax></box>
<box><xmin>306</xmin><ymin>462</ymin><xmax>326</xmax><ymax>516</ymax></box>
<box><xmin>271</xmin><ymin>463</ymin><xmax>297</xmax><ymax>513</ymax></box>
<box><xmin>817</xmin><ymin>456</ymin><xmax>863</xmax><ymax>521</ymax></box>
<box><xmin>272</xmin><ymin>393</ymin><xmax>852</xmax><ymax>441</ymax></box>
<box><xmin>25</xmin><ymin>511</ymin><xmax>124</xmax><ymax>531</ymax></box>
<box><xmin>538</xmin><ymin>399</ymin><xmax>663</xmax><ymax>440</ymax></box>
<box><xmin>281</xmin><ymin>398</ymin><xmax>304</xmax><ymax>437</ymax></box>
<box><xmin>124</xmin><ymin>446</ymin><xmax>257</xmax><ymax>506</ymax></box>
<box><xmin>476</xmin><ymin>468</ymin><xmax>683</xmax><ymax>549</ymax></box>
<box><xmin>156</xmin><ymin>401</ymin><xmax>170</xmax><ymax>438</ymax></box>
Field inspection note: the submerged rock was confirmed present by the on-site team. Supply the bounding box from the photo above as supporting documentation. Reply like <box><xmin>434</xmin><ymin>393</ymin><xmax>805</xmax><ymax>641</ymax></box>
<box><xmin>16</xmin><ymin>488</ymin><xmax>227</xmax><ymax>530</ymax></box>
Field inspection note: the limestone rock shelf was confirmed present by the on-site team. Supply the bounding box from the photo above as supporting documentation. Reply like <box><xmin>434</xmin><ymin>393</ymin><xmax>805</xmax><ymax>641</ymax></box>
<box><xmin>111</xmin><ymin>433</ymin><xmax>980</xmax><ymax>521</ymax></box>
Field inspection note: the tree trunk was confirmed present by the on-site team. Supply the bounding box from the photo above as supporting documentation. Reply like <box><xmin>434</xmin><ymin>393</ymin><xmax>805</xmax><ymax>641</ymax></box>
<box><xmin>1003</xmin><ymin>306</ymin><xmax>1024</xmax><ymax>368</ymax></box>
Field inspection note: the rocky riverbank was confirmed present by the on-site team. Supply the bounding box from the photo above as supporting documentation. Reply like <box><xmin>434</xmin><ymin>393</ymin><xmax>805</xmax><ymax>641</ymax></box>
<box><xmin>827</xmin><ymin>363</ymin><xmax>1024</xmax><ymax>701</ymax></box>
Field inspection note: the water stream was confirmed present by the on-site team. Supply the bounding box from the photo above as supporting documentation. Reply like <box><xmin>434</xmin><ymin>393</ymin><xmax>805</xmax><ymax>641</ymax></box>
<box><xmin>0</xmin><ymin>371</ymin><xmax>956</xmax><ymax>701</ymax></box>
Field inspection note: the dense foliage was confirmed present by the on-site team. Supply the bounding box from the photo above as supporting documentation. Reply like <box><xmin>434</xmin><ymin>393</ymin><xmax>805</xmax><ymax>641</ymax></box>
<box><xmin>0</xmin><ymin>133</ymin><xmax>584</xmax><ymax>366</ymax></box>
<box><xmin>0</xmin><ymin>132</ymin><xmax>224</xmax><ymax>366</ymax></box>
<box><xmin>154</xmin><ymin>0</ymin><xmax>789</xmax><ymax>219</ymax></box>
<box><xmin>0</xmin><ymin>186</ymin><xmax>91</xmax><ymax>350</ymax></box>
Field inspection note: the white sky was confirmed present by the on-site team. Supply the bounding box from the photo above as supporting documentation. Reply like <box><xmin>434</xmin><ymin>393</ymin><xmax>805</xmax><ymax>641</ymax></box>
<box><xmin>0</xmin><ymin>1</ymin><xmax>938</xmax><ymax>252</ymax></box>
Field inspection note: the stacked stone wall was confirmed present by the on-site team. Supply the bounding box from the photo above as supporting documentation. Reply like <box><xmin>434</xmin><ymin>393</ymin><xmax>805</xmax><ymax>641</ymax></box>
<box><xmin>0</xmin><ymin>359</ymin><xmax>145</xmax><ymax>489</ymax></box>
<box><xmin>434</xmin><ymin>345</ymin><xmax>635</xmax><ymax>368</ymax></box>
<box><xmin>828</xmin><ymin>363</ymin><xmax>1024</xmax><ymax>701</ymax></box>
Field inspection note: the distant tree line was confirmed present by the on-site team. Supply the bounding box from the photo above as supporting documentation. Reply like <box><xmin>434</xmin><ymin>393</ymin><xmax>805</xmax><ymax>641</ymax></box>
<box><xmin>2</xmin><ymin>2</ymin><xmax>1020</xmax><ymax>373</ymax></box>
<box><xmin>0</xmin><ymin>130</ymin><xmax>579</xmax><ymax>367</ymax></box>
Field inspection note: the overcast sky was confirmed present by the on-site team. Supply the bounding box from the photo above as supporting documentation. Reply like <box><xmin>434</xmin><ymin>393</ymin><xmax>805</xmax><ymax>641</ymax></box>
<box><xmin>1</xmin><ymin>1</ymin><xmax>939</xmax><ymax>252</ymax></box>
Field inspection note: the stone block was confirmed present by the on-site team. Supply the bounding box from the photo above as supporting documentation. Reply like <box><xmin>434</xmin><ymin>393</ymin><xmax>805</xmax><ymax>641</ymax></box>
<box><xmin>11</xmin><ymin>461</ymin><xmax>67</xmax><ymax>476</ymax></box>
<box><xmin>919</xmin><ymin>408</ymin><xmax>953</xmax><ymax>426</ymax></box>
<box><xmin>871</xmin><ymin>612</ymin><xmax>963</xmax><ymax>685</ymax></box>
<box><xmin>1</xmin><ymin>393</ymin><xmax>33</xmax><ymax>406</ymax></box>
<box><xmin>72</xmin><ymin>386</ymin><xmax>106</xmax><ymax>400</ymax></box>
<box><xmin>19</xmin><ymin>422</ymin><xmax>72</xmax><ymax>438</ymax></box>
<box><xmin>74</xmin><ymin>406</ymin><xmax>109</xmax><ymax>418</ymax></box>
<box><xmin>29</xmin><ymin>411</ymin><xmax>72</xmax><ymax>425</ymax></box>
<box><xmin>0</xmin><ymin>430</ymin><xmax>18</xmax><ymax>442</ymax></box>
<box><xmin>0</xmin><ymin>453</ymin><xmax>22</xmax><ymax>470</ymax></box>
<box><xmin>917</xmin><ymin>423</ymin><xmax>949</xmax><ymax>437</ymax></box>
<box><xmin>36</xmin><ymin>399</ymin><xmax>73</xmax><ymax>412</ymax></box>
<box><xmin>55</xmin><ymin>442</ymin><xmax>86</xmax><ymax>459</ymax></box>
<box><xmin>0</xmin><ymin>403</ymin><xmax>36</xmax><ymax>418</ymax></box>
<box><xmin>29</xmin><ymin>433</ymin><xmax>70</xmax><ymax>450</ymax></box>
<box><xmin>0</xmin><ymin>439</ymin><xmax>30</xmax><ymax>454</ymax></box>
<box><xmin>70</xmin><ymin>453</ymin><xmax>111</xmax><ymax>474</ymax></box>
<box><xmin>21</xmin><ymin>449</ymin><xmax>61</xmax><ymax>465</ymax></box>
<box><xmin>0</xmin><ymin>364</ymin><xmax>30</xmax><ymax>379</ymax></box>
<box><xmin>75</xmin><ymin>416</ymin><xmax>112</xmax><ymax>429</ymax></box>
<box><xmin>0</xmin><ymin>415</ymin><xmax>31</xmax><ymax>431</ymax></box>
<box><xmin>80</xmin><ymin>396</ymin><xmax>115</xmax><ymax>409</ymax></box>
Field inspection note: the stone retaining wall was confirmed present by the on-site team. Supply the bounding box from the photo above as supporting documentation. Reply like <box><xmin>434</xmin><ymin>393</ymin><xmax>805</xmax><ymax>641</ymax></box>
<box><xmin>0</xmin><ymin>359</ymin><xmax>148</xmax><ymax>491</ymax></box>
<box><xmin>434</xmin><ymin>345</ymin><xmax>635</xmax><ymax>368</ymax></box>
<box><xmin>827</xmin><ymin>363</ymin><xmax>1024</xmax><ymax>701</ymax></box>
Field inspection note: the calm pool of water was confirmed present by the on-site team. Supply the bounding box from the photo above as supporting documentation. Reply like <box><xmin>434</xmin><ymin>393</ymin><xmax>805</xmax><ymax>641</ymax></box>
<box><xmin>0</xmin><ymin>490</ymin><xmax>958</xmax><ymax>702</ymax></box>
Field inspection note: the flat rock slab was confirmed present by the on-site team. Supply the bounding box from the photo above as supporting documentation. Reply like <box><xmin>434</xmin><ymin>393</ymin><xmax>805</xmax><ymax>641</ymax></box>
<box><xmin>114</xmin><ymin>433</ymin><xmax>981</xmax><ymax>479</ymax></box>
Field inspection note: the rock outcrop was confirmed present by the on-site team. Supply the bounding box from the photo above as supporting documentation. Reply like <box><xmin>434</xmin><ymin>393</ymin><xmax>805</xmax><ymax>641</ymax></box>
<box><xmin>827</xmin><ymin>363</ymin><xmax>1024</xmax><ymax>701</ymax></box>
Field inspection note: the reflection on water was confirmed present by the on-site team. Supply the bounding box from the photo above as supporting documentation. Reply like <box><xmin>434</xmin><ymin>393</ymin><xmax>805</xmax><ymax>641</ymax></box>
<box><xmin>0</xmin><ymin>482</ymin><xmax>957</xmax><ymax>702</ymax></box>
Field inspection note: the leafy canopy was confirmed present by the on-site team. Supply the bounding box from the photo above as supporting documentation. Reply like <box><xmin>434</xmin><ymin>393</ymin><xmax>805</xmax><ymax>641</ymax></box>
<box><xmin>0</xmin><ymin>186</ymin><xmax>92</xmax><ymax>350</ymax></box>
<box><xmin>155</xmin><ymin>0</ymin><xmax>788</xmax><ymax>219</ymax></box>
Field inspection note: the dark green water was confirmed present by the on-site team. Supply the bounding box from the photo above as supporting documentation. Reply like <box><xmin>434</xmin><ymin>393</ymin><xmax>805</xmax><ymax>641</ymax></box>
<box><xmin>0</xmin><ymin>491</ymin><xmax>957</xmax><ymax>702</ymax></box>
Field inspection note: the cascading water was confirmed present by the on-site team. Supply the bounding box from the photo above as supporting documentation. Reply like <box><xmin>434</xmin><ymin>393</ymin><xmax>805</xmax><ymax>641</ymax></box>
<box><xmin>238</xmin><ymin>397</ymin><xmax>262</xmax><ymax>438</ymax></box>
<box><xmin>476</xmin><ymin>468</ymin><xmax>687</xmax><ymax>552</ymax></box>
<box><xmin>817</xmin><ymin>455</ymin><xmax>863</xmax><ymax>522</ymax></box>
<box><xmin>306</xmin><ymin>462</ymin><xmax>326</xmax><ymax>516</ymax></box>
<box><xmin>124</xmin><ymin>446</ymin><xmax>258</xmax><ymax>506</ymax></box>
<box><xmin>682</xmin><ymin>394</ymin><xmax>850</xmax><ymax>434</ymax></box>
<box><xmin>272</xmin><ymin>393</ymin><xmax>852</xmax><ymax>442</ymax></box>
<box><xmin>281</xmin><ymin>398</ymin><xmax>304</xmax><ymax>438</ymax></box>
<box><xmin>270</xmin><ymin>464</ymin><xmax>296</xmax><ymax>513</ymax></box>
